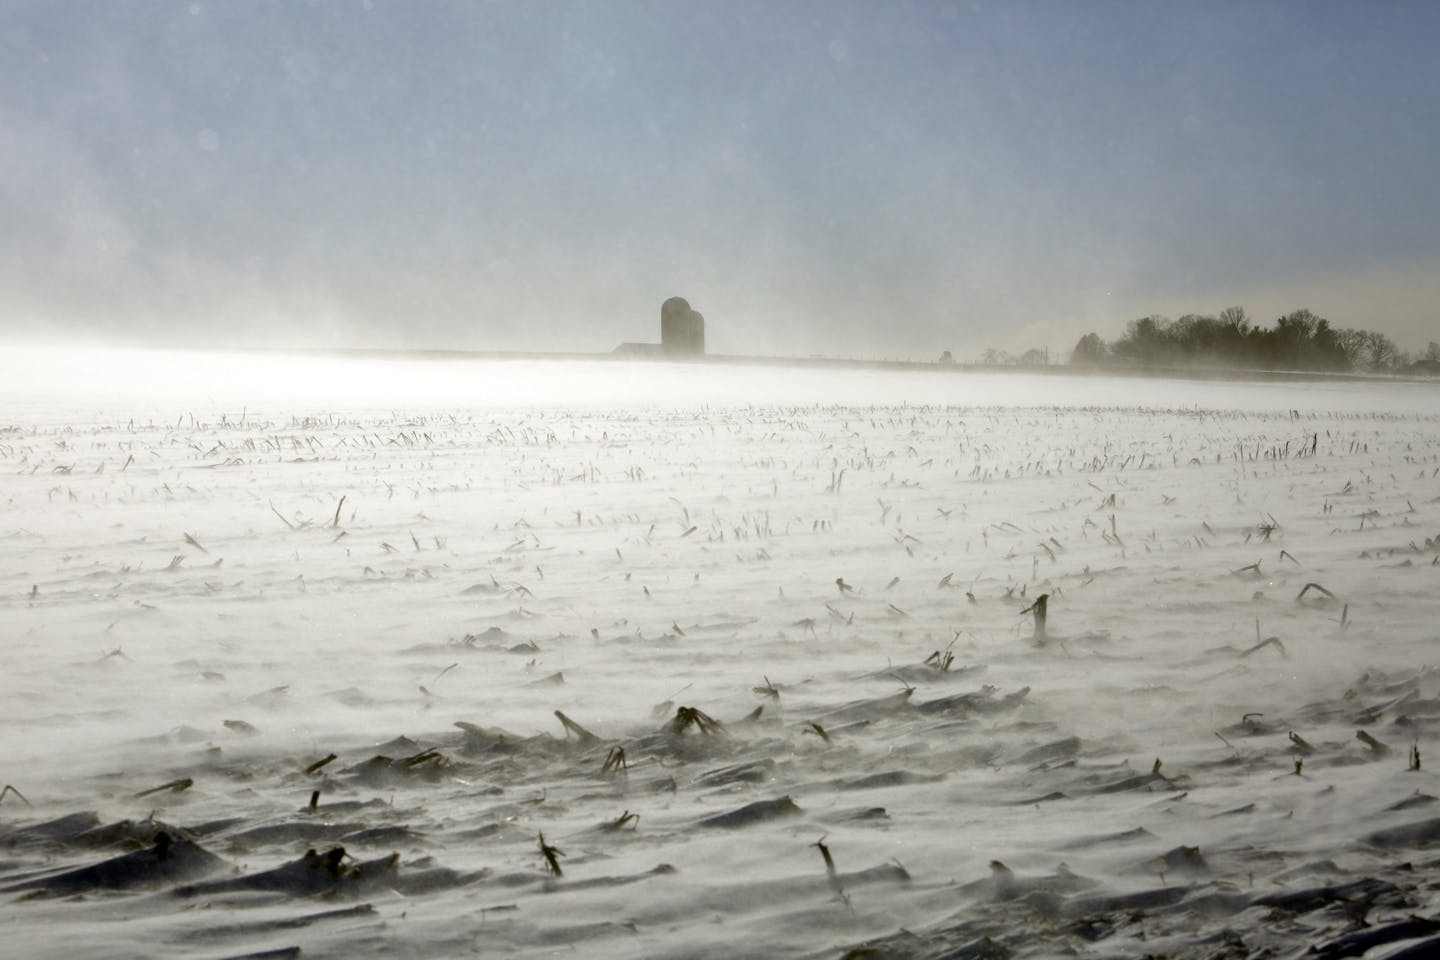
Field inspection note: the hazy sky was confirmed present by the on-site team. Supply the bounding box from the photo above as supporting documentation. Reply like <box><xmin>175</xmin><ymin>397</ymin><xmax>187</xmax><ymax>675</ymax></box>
<box><xmin>4</xmin><ymin>0</ymin><xmax>1438</xmax><ymax>358</ymax></box>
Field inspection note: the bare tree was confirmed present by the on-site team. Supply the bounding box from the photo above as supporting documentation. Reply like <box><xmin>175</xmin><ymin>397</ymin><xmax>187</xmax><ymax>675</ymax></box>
<box><xmin>1363</xmin><ymin>330</ymin><xmax>1398</xmax><ymax>370</ymax></box>
<box><xmin>1070</xmin><ymin>332</ymin><xmax>1107</xmax><ymax>365</ymax></box>
<box><xmin>1277</xmin><ymin>308</ymin><xmax>1320</xmax><ymax>337</ymax></box>
<box><xmin>1335</xmin><ymin>328</ymin><xmax>1368</xmax><ymax>369</ymax></box>
<box><xmin>1218</xmin><ymin>305</ymin><xmax>1250</xmax><ymax>334</ymax></box>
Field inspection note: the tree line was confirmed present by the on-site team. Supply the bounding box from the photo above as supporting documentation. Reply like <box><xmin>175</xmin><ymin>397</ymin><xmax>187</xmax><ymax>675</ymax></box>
<box><xmin>1067</xmin><ymin>307</ymin><xmax>1439</xmax><ymax>374</ymax></box>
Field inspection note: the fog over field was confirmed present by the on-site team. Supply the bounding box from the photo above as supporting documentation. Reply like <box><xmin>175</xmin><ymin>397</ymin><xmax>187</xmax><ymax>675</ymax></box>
<box><xmin>5</xmin><ymin>344</ymin><xmax>1439</xmax><ymax>415</ymax></box>
<box><xmin>2</xmin><ymin>351</ymin><xmax>1439</xmax><ymax>959</ymax></box>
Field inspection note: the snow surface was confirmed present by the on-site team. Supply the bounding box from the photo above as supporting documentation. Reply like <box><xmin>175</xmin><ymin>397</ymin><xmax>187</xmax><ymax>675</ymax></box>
<box><xmin>2</xmin><ymin>347</ymin><xmax>1439</xmax><ymax>959</ymax></box>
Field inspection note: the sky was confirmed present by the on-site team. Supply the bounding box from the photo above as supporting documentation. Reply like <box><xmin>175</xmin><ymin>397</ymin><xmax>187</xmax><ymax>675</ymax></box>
<box><xmin>2</xmin><ymin>0</ymin><xmax>1439</xmax><ymax>360</ymax></box>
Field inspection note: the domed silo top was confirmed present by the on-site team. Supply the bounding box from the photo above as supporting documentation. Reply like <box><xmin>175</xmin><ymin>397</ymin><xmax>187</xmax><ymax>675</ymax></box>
<box><xmin>660</xmin><ymin>297</ymin><xmax>705</xmax><ymax>356</ymax></box>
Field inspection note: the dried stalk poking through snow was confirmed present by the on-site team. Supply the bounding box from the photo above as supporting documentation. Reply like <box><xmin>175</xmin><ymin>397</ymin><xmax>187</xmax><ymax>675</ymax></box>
<box><xmin>1296</xmin><ymin>582</ymin><xmax>1336</xmax><ymax>602</ymax></box>
<box><xmin>538</xmin><ymin>833</ymin><xmax>565</xmax><ymax>877</ymax></box>
<box><xmin>604</xmin><ymin>810</ymin><xmax>639</xmax><ymax>832</ymax></box>
<box><xmin>601</xmin><ymin>746</ymin><xmax>627</xmax><ymax>776</ymax></box>
<box><xmin>753</xmin><ymin>676</ymin><xmax>780</xmax><ymax>700</ymax></box>
<box><xmin>269</xmin><ymin>501</ymin><xmax>296</xmax><ymax>530</ymax></box>
<box><xmin>1356</xmin><ymin>730</ymin><xmax>1391</xmax><ymax>758</ymax></box>
<box><xmin>1240</xmin><ymin>637</ymin><xmax>1286</xmax><ymax>658</ymax></box>
<box><xmin>804</xmin><ymin>722</ymin><xmax>831</xmax><ymax>743</ymax></box>
<box><xmin>813</xmin><ymin>836</ymin><xmax>853</xmax><ymax>911</ymax></box>
<box><xmin>814</xmin><ymin>835</ymin><xmax>843</xmax><ymax>894</ymax></box>
<box><xmin>0</xmin><ymin>784</ymin><xmax>32</xmax><ymax>807</ymax></box>
<box><xmin>1020</xmin><ymin>593</ymin><xmax>1048</xmax><ymax>644</ymax></box>
<box><xmin>304</xmin><ymin>753</ymin><xmax>337</xmax><ymax>775</ymax></box>
<box><xmin>135</xmin><ymin>777</ymin><xmax>193</xmax><ymax>798</ymax></box>
<box><xmin>555</xmin><ymin>710</ymin><xmax>601</xmax><ymax>746</ymax></box>
<box><xmin>1240</xmin><ymin>619</ymin><xmax>1287</xmax><ymax>658</ymax></box>
<box><xmin>924</xmin><ymin>650</ymin><xmax>956</xmax><ymax>671</ymax></box>
<box><xmin>670</xmin><ymin>706</ymin><xmax>725</xmax><ymax>736</ymax></box>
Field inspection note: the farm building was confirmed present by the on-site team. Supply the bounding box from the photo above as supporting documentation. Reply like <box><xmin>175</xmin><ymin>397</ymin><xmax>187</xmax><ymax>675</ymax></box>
<box><xmin>660</xmin><ymin>297</ymin><xmax>705</xmax><ymax>355</ymax></box>
<box><xmin>615</xmin><ymin>297</ymin><xmax>706</xmax><ymax>357</ymax></box>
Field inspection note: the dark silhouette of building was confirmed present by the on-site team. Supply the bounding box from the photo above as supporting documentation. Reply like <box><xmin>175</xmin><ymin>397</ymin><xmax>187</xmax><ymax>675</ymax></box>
<box><xmin>661</xmin><ymin>297</ymin><xmax>705</xmax><ymax>356</ymax></box>
<box><xmin>614</xmin><ymin>296</ymin><xmax>706</xmax><ymax>357</ymax></box>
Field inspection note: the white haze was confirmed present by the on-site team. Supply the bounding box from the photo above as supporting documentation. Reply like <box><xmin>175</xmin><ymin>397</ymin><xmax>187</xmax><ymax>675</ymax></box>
<box><xmin>2</xmin><ymin>344</ymin><xmax>1437</xmax><ymax>416</ymax></box>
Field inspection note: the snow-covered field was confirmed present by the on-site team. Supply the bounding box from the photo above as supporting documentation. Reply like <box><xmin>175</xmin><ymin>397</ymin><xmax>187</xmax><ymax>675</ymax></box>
<box><xmin>2</xmin><ymin>347</ymin><xmax>1439</xmax><ymax>960</ymax></box>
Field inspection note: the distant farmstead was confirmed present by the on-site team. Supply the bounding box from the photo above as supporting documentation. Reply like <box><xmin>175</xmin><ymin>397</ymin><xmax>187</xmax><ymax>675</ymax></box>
<box><xmin>615</xmin><ymin>297</ymin><xmax>706</xmax><ymax>358</ymax></box>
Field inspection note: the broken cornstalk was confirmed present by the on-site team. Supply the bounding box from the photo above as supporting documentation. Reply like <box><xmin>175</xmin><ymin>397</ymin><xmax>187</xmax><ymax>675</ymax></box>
<box><xmin>1019</xmin><ymin>593</ymin><xmax>1049</xmax><ymax>644</ymax></box>
<box><xmin>0</xmin><ymin>784</ymin><xmax>32</xmax><ymax>807</ymax></box>
<box><xmin>538</xmin><ymin>832</ymin><xmax>565</xmax><ymax>877</ymax></box>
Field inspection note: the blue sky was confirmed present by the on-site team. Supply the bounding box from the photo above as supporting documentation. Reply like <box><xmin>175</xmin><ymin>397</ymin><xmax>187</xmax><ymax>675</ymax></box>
<box><xmin>3</xmin><ymin>0</ymin><xmax>1438</xmax><ymax>357</ymax></box>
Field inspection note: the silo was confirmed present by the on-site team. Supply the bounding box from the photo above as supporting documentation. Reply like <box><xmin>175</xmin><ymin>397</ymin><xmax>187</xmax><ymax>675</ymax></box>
<box><xmin>660</xmin><ymin>297</ymin><xmax>705</xmax><ymax>356</ymax></box>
